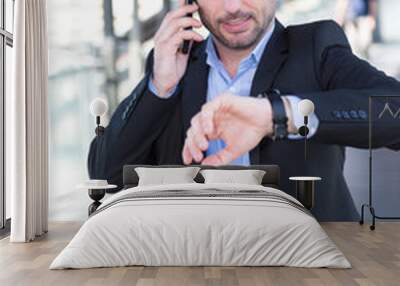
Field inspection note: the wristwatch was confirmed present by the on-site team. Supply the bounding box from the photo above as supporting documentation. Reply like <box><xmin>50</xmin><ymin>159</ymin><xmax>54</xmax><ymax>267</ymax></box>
<box><xmin>259</xmin><ymin>89</ymin><xmax>288</xmax><ymax>140</ymax></box>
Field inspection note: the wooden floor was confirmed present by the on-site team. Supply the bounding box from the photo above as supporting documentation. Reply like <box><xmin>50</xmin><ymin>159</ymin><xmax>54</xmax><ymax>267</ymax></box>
<box><xmin>0</xmin><ymin>222</ymin><xmax>399</xmax><ymax>286</ymax></box>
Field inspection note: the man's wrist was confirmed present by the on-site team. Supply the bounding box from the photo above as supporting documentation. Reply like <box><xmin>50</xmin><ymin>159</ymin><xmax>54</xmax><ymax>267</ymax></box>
<box><xmin>151</xmin><ymin>75</ymin><xmax>177</xmax><ymax>98</ymax></box>
<box><xmin>261</xmin><ymin>98</ymin><xmax>274</xmax><ymax>137</ymax></box>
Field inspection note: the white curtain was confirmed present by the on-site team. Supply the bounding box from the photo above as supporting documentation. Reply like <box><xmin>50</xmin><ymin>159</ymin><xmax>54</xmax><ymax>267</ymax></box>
<box><xmin>8</xmin><ymin>0</ymin><xmax>49</xmax><ymax>242</ymax></box>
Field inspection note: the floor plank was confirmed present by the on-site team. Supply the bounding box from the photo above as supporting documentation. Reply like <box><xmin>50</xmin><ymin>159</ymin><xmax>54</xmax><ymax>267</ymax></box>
<box><xmin>0</xmin><ymin>222</ymin><xmax>399</xmax><ymax>286</ymax></box>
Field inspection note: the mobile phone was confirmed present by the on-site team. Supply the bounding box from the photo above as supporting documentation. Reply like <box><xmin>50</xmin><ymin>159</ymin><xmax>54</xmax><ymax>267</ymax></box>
<box><xmin>181</xmin><ymin>0</ymin><xmax>195</xmax><ymax>54</ymax></box>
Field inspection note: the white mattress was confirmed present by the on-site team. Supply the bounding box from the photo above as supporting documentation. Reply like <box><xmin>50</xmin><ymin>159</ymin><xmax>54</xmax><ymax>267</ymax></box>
<box><xmin>50</xmin><ymin>183</ymin><xmax>351</xmax><ymax>269</ymax></box>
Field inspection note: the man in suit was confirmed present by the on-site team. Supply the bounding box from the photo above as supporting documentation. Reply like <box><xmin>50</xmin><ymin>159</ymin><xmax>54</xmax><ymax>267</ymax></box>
<box><xmin>88</xmin><ymin>0</ymin><xmax>400</xmax><ymax>221</ymax></box>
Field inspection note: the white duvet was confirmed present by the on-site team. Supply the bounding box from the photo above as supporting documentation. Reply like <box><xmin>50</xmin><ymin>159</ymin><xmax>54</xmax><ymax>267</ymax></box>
<box><xmin>50</xmin><ymin>183</ymin><xmax>351</xmax><ymax>269</ymax></box>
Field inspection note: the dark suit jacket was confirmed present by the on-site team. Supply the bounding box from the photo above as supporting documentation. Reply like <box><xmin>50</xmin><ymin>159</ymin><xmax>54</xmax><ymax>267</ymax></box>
<box><xmin>88</xmin><ymin>20</ymin><xmax>400</xmax><ymax>221</ymax></box>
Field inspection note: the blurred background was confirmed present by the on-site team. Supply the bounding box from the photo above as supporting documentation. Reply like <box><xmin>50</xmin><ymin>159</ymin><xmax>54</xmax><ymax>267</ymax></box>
<box><xmin>46</xmin><ymin>0</ymin><xmax>400</xmax><ymax>220</ymax></box>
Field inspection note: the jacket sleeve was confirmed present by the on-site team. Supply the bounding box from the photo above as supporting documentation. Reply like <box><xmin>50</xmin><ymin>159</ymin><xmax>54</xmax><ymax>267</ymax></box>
<box><xmin>299</xmin><ymin>20</ymin><xmax>400</xmax><ymax>150</ymax></box>
<box><xmin>87</xmin><ymin>50</ymin><xmax>180</xmax><ymax>187</ymax></box>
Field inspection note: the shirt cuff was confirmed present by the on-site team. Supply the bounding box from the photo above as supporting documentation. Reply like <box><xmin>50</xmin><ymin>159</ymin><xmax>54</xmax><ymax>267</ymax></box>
<box><xmin>285</xmin><ymin>96</ymin><xmax>319</xmax><ymax>140</ymax></box>
<box><xmin>148</xmin><ymin>76</ymin><xmax>177</xmax><ymax>99</ymax></box>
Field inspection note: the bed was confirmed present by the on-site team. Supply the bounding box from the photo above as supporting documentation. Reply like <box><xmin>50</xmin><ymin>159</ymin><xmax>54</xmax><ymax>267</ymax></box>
<box><xmin>50</xmin><ymin>165</ymin><xmax>350</xmax><ymax>269</ymax></box>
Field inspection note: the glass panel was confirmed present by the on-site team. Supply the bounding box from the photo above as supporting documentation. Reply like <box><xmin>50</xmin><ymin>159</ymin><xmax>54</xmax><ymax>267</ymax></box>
<box><xmin>112</xmin><ymin>0</ymin><xmax>133</xmax><ymax>37</ymax></box>
<box><xmin>48</xmin><ymin>0</ymin><xmax>159</xmax><ymax>220</ymax></box>
<box><xmin>48</xmin><ymin>0</ymin><xmax>105</xmax><ymax>220</ymax></box>
<box><xmin>5</xmin><ymin>44</ymin><xmax>12</xmax><ymax>219</ymax></box>
<box><xmin>138</xmin><ymin>0</ymin><xmax>163</xmax><ymax>21</ymax></box>
<box><xmin>5</xmin><ymin>0</ymin><xmax>14</xmax><ymax>33</ymax></box>
<box><xmin>0</xmin><ymin>37</ymin><xmax>3</xmax><ymax>228</ymax></box>
<box><xmin>0</xmin><ymin>0</ymin><xmax>3</xmax><ymax>29</ymax></box>
<box><xmin>277</xmin><ymin>0</ymin><xmax>336</xmax><ymax>25</ymax></box>
<box><xmin>379</xmin><ymin>0</ymin><xmax>400</xmax><ymax>43</ymax></box>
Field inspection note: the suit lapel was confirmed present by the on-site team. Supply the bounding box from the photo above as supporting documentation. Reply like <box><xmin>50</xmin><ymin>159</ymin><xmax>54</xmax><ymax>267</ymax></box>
<box><xmin>250</xmin><ymin>20</ymin><xmax>289</xmax><ymax>164</ymax></box>
<box><xmin>250</xmin><ymin>21</ymin><xmax>289</xmax><ymax>98</ymax></box>
<box><xmin>182</xmin><ymin>42</ymin><xmax>209</xmax><ymax>133</ymax></box>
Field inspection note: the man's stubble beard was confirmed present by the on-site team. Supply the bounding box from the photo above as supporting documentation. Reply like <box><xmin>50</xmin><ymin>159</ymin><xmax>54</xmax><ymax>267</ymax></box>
<box><xmin>198</xmin><ymin>6</ymin><xmax>275</xmax><ymax>51</ymax></box>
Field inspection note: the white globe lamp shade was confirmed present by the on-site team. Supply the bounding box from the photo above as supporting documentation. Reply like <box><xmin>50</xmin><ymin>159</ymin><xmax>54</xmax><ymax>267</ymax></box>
<box><xmin>298</xmin><ymin>99</ymin><xmax>315</xmax><ymax>116</ymax></box>
<box><xmin>90</xmin><ymin>98</ymin><xmax>108</xmax><ymax>117</ymax></box>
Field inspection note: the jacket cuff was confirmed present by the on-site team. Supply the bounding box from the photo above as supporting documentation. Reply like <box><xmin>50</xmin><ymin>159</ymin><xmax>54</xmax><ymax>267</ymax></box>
<box><xmin>148</xmin><ymin>75</ymin><xmax>178</xmax><ymax>99</ymax></box>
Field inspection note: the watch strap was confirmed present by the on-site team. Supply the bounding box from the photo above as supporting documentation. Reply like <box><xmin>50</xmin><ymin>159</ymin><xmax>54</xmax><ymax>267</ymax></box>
<box><xmin>260</xmin><ymin>90</ymin><xmax>288</xmax><ymax>140</ymax></box>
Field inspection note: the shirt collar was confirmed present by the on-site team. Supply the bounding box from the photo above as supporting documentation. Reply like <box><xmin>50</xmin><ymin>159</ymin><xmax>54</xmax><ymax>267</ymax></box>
<box><xmin>206</xmin><ymin>19</ymin><xmax>276</xmax><ymax>68</ymax></box>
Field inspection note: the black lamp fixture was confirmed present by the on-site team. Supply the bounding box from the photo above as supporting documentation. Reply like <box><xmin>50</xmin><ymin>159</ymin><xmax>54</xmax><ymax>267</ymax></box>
<box><xmin>298</xmin><ymin>99</ymin><xmax>315</xmax><ymax>161</ymax></box>
<box><xmin>90</xmin><ymin>97</ymin><xmax>109</xmax><ymax>136</ymax></box>
<box><xmin>82</xmin><ymin>98</ymin><xmax>110</xmax><ymax>216</ymax></box>
<box><xmin>289</xmin><ymin>99</ymin><xmax>320</xmax><ymax>211</ymax></box>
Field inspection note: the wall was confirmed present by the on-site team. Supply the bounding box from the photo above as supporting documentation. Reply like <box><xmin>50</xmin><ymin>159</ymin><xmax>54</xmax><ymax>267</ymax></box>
<box><xmin>47</xmin><ymin>0</ymin><xmax>400</xmax><ymax>221</ymax></box>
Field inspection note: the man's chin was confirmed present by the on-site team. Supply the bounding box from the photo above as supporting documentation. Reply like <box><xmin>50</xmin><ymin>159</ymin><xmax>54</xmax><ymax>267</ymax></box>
<box><xmin>215</xmin><ymin>26</ymin><xmax>261</xmax><ymax>49</ymax></box>
<box><xmin>220</xmin><ymin>35</ymin><xmax>258</xmax><ymax>50</ymax></box>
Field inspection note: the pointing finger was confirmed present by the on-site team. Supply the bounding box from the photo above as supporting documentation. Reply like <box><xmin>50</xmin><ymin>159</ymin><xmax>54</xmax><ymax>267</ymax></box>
<box><xmin>201</xmin><ymin>148</ymin><xmax>234</xmax><ymax>166</ymax></box>
<box><xmin>190</xmin><ymin>115</ymin><xmax>209</xmax><ymax>151</ymax></box>
<box><xmin>182</xmin><ymin>141</ymin><xmax>193</xmax><ymax>165</ymax></box>
<box><xmin>186</xmin><ymin>129</ymin><xmax>204</xmax><ymax>162</ymax></box>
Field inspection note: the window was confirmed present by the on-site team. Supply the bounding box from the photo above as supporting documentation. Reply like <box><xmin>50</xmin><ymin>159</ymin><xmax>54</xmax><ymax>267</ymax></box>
<box><xmin>0</xmin><ymin>0</ymin><xmax>13</xmax><ymax>233</ymax></box>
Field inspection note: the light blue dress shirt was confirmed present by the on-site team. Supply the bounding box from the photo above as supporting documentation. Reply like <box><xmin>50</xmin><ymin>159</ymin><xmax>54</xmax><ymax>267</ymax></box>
<box><xmin>149</xmin><ymin>20</ymin><xmax>319</xmax><ymax>165</ymax></box>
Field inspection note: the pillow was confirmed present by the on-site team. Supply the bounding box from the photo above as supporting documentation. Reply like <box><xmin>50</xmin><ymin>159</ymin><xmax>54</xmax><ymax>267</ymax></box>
<box><xmin>135</xmin><ymin>167</ymin><xmax>201</xmax><ymax>186</ymax></box>
<box><xmin>200</xmin><ymin>169</ymin><xmax>266</xmax><ymax>185</ymax></box>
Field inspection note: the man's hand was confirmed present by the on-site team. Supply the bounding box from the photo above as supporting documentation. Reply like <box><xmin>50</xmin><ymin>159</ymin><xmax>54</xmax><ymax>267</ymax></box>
<box><xmin>152</xmin><ymin>0</ymin><xmax>203</xmax><ymax>97</ymax></box>
<box><xmin>182</xmin><ymin>93</ymin><xmax>275</xmax><ymax>165</ymax></box>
